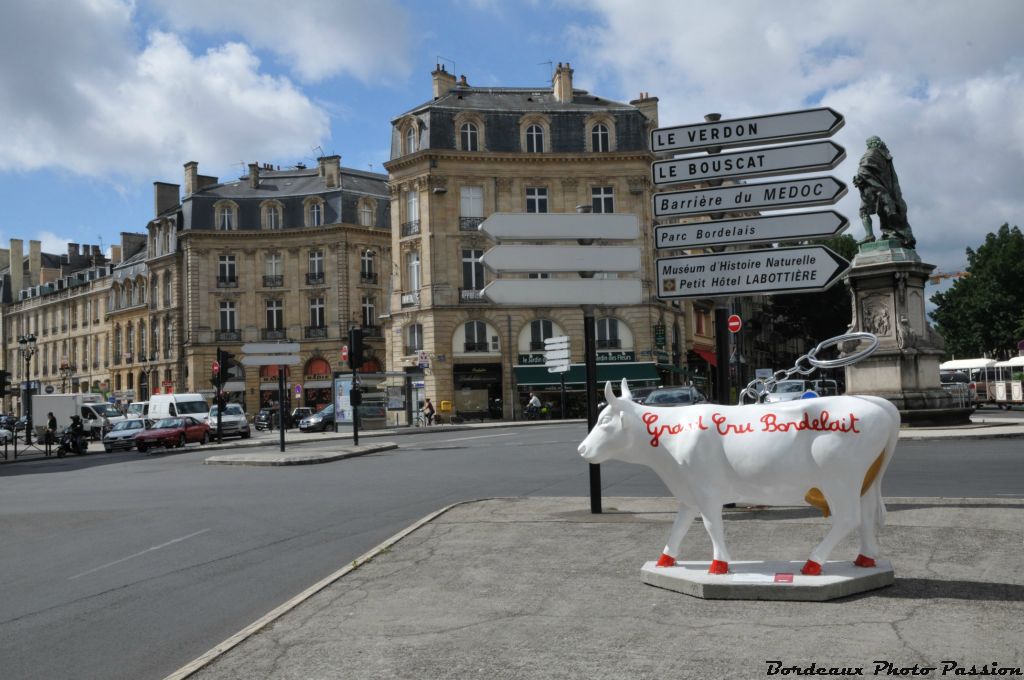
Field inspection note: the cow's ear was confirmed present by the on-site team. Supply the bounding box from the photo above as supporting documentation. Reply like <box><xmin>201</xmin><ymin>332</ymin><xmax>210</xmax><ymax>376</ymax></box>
<box><xmin>620</xmin><ymin>378</ymin><xmax>632</xmax><ymax>401</ymax></box>
<box><xmin>604</xmin><ymin>381</ymin><xmax>616</xmax><ymax>406</ymax></box>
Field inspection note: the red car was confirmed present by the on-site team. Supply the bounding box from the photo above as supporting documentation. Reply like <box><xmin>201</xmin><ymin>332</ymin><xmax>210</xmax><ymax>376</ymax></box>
<box><xmin>135</xmin><ymin>416</ymin><xmax>210</xmax><ymax>452</ymax></box>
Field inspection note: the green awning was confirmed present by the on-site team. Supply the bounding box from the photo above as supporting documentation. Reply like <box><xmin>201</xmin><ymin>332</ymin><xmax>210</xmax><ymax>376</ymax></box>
<box><xmin>513</xmin><ymin>362</ymin><xmax>661</xmax><ymax>387</ymax></box>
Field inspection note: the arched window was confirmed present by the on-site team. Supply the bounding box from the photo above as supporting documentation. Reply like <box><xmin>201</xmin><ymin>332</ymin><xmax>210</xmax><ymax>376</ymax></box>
<box><xmin>138</xmin><ymin>280</ymin><xmax>147</xmax><ymax>304</ymax></box>
<box><xmin>216</xmin><ymin>203</ymin><xmax>235</xmax><ymax>230</ymax></box>
<box><xmin>464</xmin><ymin>321</ymin><xmax>488</xmax><ymax>352</ymax></box>
<box><xmin>591</xmin><ymin>123</ymin><xmax>609</xmax><ymax>152</ymax></box>
<box><xmin>358</xmin><ymin>201</ymin><xmax>374</xmax><ymax>227</ymax></box>
<box><xmin>307</xmin><ymin>200</ymin><xmax>323</xmax><ymax>227</ymax></box>
<box><xmin>526</xmin><ymin>124</ymin><xmax>544</xmax><ymax>153</ymax></box>
<box><xmin>264</xmin><ymin>202</ymin><xmax>282</xmax><ymax>230</ymax></box>
<box><xmin>595</xmin><ymin>318</ymin><xmax>621</xmax><ymax>349</ymax></box>
<box><xmin>460</xmin><ymin>122</ymin><xmax>479</xmax><ymax>151</ymax></box>
<box><xmin>405</xmin><ymin>126</ymin><xmax>417</xmax><ymax>154</ymax></box>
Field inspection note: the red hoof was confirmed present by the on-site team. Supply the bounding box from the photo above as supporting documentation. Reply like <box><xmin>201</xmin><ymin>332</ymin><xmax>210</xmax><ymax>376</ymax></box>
<box><xmin>708</xmin><ymin>560</ymin><xmax>729</xmax><ymax>575</ymax></box>
<box><xmin>655</xmin><ymin>553</ymin><xmax>677</xmax><ymax>568</ymax></box>
<box><xmin>801</xmin><ymin>560</ymin><xmax>822</xmax><ymax>576</ymax></box>
<box><xmin>854</xmin><ymin>554</ymin><xmax>876</xmax><ymax>568</ymax></box>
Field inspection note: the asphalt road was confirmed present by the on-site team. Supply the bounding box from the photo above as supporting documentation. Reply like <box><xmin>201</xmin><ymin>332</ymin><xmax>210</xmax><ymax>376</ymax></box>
<box><xmin>0</xmin><ymin>423</ymin><xmax>1021</xmax><ymax>680</ymax></box>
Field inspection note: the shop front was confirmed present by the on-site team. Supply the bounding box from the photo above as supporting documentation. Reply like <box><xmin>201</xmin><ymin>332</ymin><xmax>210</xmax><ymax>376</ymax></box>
<box><xmin>512</xmin><ymin>361</ymin><xmax>661</xmax><ymax>418</ymax></box>
<box><xmin>259</xmin><ymin>365</ymin><xmax>291</xmax><ymax>412</ymax></box>
<box><xmin>303</xmin><ymin>358</ymin><xmax>333</xmax><ymax>412</ymax></box>
<box><xmin>452</xmin><ymin>363</ymin><xmax>503</xmax><ymax>420</ymax></box>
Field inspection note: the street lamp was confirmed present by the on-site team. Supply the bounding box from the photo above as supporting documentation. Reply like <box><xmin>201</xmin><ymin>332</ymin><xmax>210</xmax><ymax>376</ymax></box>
<box><xmin>17</xmin><ymin>333</ymin><xmax>37</xmax><ymax>444</ymax></box>
<box><xmin>59</xmin><ymin>356</ymin><xmax>76</xmax><ymax>394</ymax></box>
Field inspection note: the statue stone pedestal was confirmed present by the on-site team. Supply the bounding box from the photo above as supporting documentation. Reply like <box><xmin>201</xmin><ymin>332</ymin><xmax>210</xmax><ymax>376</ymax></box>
<box><xmin>844</xmin><ymin>241</ymin><xmax>971</xmax><ymax>426</ymax></box>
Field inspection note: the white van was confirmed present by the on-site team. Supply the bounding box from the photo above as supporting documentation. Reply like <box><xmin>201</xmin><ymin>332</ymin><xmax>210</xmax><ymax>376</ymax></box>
<box><xmin>148</xmin><ymin>394</ymin><xmax>210</xmax><ymax>423</ymax></box>
<box><xmin>126</xmin><ymin>401</ymin><xmax>149</xmax><ymax>419</ymax></box>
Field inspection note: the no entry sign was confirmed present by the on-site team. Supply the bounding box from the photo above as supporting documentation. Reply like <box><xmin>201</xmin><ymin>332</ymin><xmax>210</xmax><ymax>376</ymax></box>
<box><xmin>728</xmin><ymin>315</ymin><xmax>742</xmax><ymax>333</ymax></box>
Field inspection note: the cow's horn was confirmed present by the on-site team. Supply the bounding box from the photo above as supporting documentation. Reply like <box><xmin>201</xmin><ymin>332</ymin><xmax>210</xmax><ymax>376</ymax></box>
<box><xmin>620</xmin><ymin>378</ymin><xmax>632</xmax><ymax>402</ymax></box>
<box><xmin>603</xmin><ymin>380</ymin><xmax>616</xmax><ymax>406</ymax></box>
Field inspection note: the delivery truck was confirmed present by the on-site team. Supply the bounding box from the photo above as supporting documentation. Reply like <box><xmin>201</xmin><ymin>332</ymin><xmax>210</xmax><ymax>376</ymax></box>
<box><xmin>31</xmin><ymin>393</ymin><xmax>126</xmax><ymax>440</ymax></box>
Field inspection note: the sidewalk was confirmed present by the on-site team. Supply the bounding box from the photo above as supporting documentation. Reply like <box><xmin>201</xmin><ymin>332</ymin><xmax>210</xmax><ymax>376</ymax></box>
<box><xmin>171</xmin><ymin>496</ymin><xmax>1024</xmax><ymax>680</ymax></box>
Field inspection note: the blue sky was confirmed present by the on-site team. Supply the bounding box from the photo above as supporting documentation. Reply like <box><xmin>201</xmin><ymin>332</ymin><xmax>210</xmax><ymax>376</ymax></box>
<box><xmin>2</xmin><ymin>0</ymin><xmax>1023</xmax><ymax>287</ymax></box>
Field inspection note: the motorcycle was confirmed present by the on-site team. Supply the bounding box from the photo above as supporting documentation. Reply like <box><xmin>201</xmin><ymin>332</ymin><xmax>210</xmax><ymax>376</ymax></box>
<box><xmin>56</xmin><ymin>427</ymin><xmax>89</xmax><ymax>457</ymax></box>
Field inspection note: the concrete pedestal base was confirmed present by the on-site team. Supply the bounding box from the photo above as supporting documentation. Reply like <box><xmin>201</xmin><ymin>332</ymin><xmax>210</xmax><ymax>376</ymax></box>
<box><xmin>641</xmin><ymin>559</ymin><xmax>894</xmax><ymax>601</ymax></box>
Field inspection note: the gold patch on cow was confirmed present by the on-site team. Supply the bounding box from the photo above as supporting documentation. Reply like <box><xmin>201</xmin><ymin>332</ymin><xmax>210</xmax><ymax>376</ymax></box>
<box><xmin>804</xmin><ymin>451</ymin><xmax>886</xmax><ymax>518</ymax></box>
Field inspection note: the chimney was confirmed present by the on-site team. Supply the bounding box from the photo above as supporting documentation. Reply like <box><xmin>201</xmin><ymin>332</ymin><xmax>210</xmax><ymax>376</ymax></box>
<box><xmin>320</xmin><ymin>155</ymin><xmax>341</xmax><ymax>189</ymax></box>
<box><xmin>29</xmin><ymin>240</ymin><xmax>41</xmax><ymax>286</ymax></box>
<box><xmin>184</xmin><ymin>161</ymin><xmax>199</xmax><ymax>195</ymax></box>
<box><xmin>630</xmin><ymin>92</ymin><xmax>660</xmax><ymax>128</ymax></box>
<box><xmin>9</xmin><ymin>239</ymin><xmax>23</xmax><ymax>295</ymax></box>
<box><xmin>154</xmin><ymin>181</ymin><xmax>180</xmax><ymax>216</ymax></box>
<box><xmin>111</xmin><ymin>245</ymin><xmax>122</xmax><ymax>264</ymax></box>
<box><xmin>248</xmin><ymin>162</ymin><xmax>260</xmax><ymax>189</ymax></box>
<box><xmin>432</xmin><ymin>64</ymin><xmax>456</xmax><ymax>99</ymax></box>
<box><xmin>68</xmin><ymin>243</ymin><xmax>80</xmax><ymax>258</ymax></box>
<box><xmin>552</xmin><ymin>62</ymin><xmax>574</xmax><ymax>103</ymax></box>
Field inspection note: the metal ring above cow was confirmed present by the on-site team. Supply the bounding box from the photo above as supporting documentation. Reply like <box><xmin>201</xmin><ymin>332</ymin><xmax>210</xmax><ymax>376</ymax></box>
<box><xmin>806</xmin><ymin>332</ymin><xmax>879</xmax><ymax>369</ymax></box>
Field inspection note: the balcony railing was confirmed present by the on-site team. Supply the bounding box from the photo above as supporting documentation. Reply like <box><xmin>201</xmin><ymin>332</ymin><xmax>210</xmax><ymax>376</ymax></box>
<box><xmin>163</xmin><ymin>348</ymin><xmax>172</xmax><ymax>360</ymax></box>
<box><xmin>216</xmin><ymin>330</ymin><xmax>242</xmax><ymax>342</ymax></box>
<box><xmin>217</xmin><ymin>277</ymin><xmax>238</xmax><ymax>288</ymax></box>
<box><xmin>263</xmin><ymin>275</ymin><xmax>283</xmax><ymax>288</ymax></box>
<box><xmin>529</xmin><ymin>340</ymin><xmax>546</xmax><ymax>351</ymax></box>
<box><xmin>459</xmin><ymin>216</ymin><xmax>484</xmax><ymax>231</ymax></box>
<box><xmin>400</xmin><ymin>219</ymin><xmax>420</xmax><ymax>237</ymax></box>
<box><xmin>113</xmin><ymin>354</ymin><xmax>122</xmax><ymax>365</ymax></box>
<box><xmin>306</xmin><ymin>272</ymin><xmax>325</xmax><ymax>285</ymax></box>
<box><xmin>404</xmin><ymin>346</ymin><xmax>422</xmax><ymax>356</ymax></box>
<box><xmin>360</xmin><ymin>271</ymin><xmax>378</xmax><ymax>284</ymax></box>
<box><xmin>597</xmin><ymin>338</ymin><xmax>622</xmax><ymax>349</ymax></box>
<box><xmin>304</xmin><ymin>326</ymin><xmax>328</xmax><ymax>339</ymax></box>
<box><xmin>92</xmin><ymin>361</ymin><xmax>99</xmax><ymax>369</ymax></box>
<box><xmin>261</xmin><ymin>328</ymin><xmax>288</xmax><ymax>340</ymax></box>
<box><xmin>361</xmin><ymin>325</ymin><xmax>382</xmax><ymax>338</ymax></box>
<box><xmin>401</xmin><ymin>291</ymin><xmax>419</xmax><ymax>307</ymax></box>
<box><xmin>459</xmin><ymin>288</ymin><xmax>485</xmax><ymax>303</ymax></box>
<box><xmin>464</xmin><ymin>341</ymin><xmax>489</xmax><ymax>353</ymax></box>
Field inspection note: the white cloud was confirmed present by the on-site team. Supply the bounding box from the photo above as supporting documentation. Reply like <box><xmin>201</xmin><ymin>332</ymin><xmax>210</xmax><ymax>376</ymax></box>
<box><xmin>565</xmin><ymin>0</ymin><xmax>1024</xmax><ymax>272</ymax></box>
<box><xmin>0</xmin><ymin>0</ymin><xmax>330</xmax><ymax>182</ymax></box>
<box><xmin>148</xmin><ymin>0</ymin><xmax>412</xmax><ymax>83</ymax></box>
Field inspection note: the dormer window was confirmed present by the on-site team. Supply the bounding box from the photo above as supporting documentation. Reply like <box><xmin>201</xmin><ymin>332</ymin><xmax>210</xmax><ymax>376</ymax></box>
<box><xmin>526</xmin><ymin>124</ymin><xmax>544</xmax><ymax>153</ymax></box>
<box><xmin>214</xmin><ymin>201</ymin><xmax>238</xmax><ymax>231</ymax></box>
<box><xmin>405</xmin><ymin>126</ymin><xmax>417</xmax><ymax>154</ymax></box>
<box><xmin>305</xmin><ymin>198</ymin><xmax>325</xmax><ymax>227</ymax></box>
<box><xmin>591</xmin><ymin>123</ymin><xmax>609</xmax><ymax>152</ymax></box>
<box><xmin>262</xmin><ymin>201</ymin><xmax>283</xmax><ymax>230</ymax></box>
<box><xmin>460</xmin><ymin>123</ymin><xmax>479</xmax><ymax>151</ymax></box>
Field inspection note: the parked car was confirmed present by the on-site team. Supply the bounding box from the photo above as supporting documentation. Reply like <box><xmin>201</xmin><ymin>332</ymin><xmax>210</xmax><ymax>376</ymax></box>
<box><xmin>103</xmin><ymin>419</ymin><xmax>149</xmax><ymax>452</ymax></box>
<box><xmin>940</xmin><ymin>370</ymin><xmax>977</xmax><ymax>407</ymax></box>
<box><xmin>208</xmin><ymin>403</ymin><xmax>251</xmax><ymax>439</ymax></box>
<box><xmin>642</xmin><ymin>386</ymin><xmax>708</xmax><ymax>407</ymax></box>
<box><xmin>0</xmin><ymin>415</ymin><xmax>19</xmax><ymax>431</ymax></box>
<box><xmin>291</xmin><ymin>407</ymin><xmax>313</xmax><ymax>424</ymax></box>
<box><xmin>135</xmin><ymin>416</ymin><xmax>210</xmax><ymax>452</ymax></box>
<box><xmin>763</xmin><ymin>379</ymin><xmax>839</xmax><ymax>403</ymax></box>
<box><xmin>0</xmin><ymin>427</ymin><xmax>14</xmax><ymax>443</ymax></box>
<box><xmin>254</xmin><ymin>408</ymin><xmax>288</xmax><ymax>431</ymax></box>
<box><xmin>299</xmin><ymin>404</ymin><xmax>335</xmax><ymax>432</ymax></box>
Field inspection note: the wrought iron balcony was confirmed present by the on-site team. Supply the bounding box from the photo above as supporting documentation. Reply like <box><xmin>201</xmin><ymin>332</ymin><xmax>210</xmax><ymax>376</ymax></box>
<box><xmin>361</xmin><ymin>325</ymin><xmax>382</xmax><ymax>338</ymax></box>
<box><xmin>401</xmin><ymin>291</ymin><xmax>419</xmax><ymax>307</ymax></box>
<box><xmin>263</xmin><ymin>275</ymin><xmax>283</xmax><ymax>287</ymax></box>
<box><xmin>306</xmin><ymin>271</ymin><xmax>325</xmax><ymax>285</ymax></box>
<box><xmin>463</xmin><ymin>341</ymin><xmax>489</xmax><ymax>353</ymax></box>
<box><xmin>529</xmin><ymin>340</ymin><xmax>546</xmax><ymax>351</ymax></box>
<box><xmin>304</xmin><ymin>326</ymin><xmax>328</xmax><ymax>339</ymax></box>
<box><xmin>113</xmin><ymin>354</ymin><xmax>121</xmax><ymax>365</ymax></box>
<box><xmin>360</xmin><ymin>271</ymin><xmax>378</xmax><ymax>284</ymax></box>
<box><xmin>459</xmin><ymin>216</ymin><xmax>484</xmax><ymax>231</ymax></box>
<box><xmin>400</xmin><ymin>219</ymin><xmax>420</xmax><ymax>237</ymax></box>
<box><xmin>216</xmin><ymin>330</ymin><xmax>241</xmax><ymax>342</ymax></box>
<box><xmin>261</xmin><ymin>328</ymin><xmax>288</xmax><ymax>340</ymax></box>
<box><xmin>216</xmin><ymin>276</ymin><xmax>238</xmax><ymax>288</ymax></box>
<box><xmin>596</xmin><ymin>338</ymin><xmax>622</xmax><ymax>349</ymax></box>
<box><xmin>459</xmin><ymin>288</ymin><xmax>485</xmax><ymax>303</ymax></box>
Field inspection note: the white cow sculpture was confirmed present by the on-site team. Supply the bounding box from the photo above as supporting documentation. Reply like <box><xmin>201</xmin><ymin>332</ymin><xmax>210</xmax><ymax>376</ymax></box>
<box><xmin>578</xmin><ymin>379</ymin><xmax>901</xmax><ymax>576</ymax></box>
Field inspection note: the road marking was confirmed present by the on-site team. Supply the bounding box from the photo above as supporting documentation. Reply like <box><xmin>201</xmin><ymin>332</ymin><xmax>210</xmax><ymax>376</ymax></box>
<box><xmin>69</xmin><ymin>528</ymin><xmax>211</xmax><ymax>580</ymax></box>
<box><xmin>427</xmin><ymin>433</ymin><xmax>519</xmax><ymax>444</ymax></box>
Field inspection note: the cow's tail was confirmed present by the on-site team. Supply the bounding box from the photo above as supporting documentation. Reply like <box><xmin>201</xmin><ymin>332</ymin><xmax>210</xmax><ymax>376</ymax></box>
<box><xmin>857</xmin><ymin>395</ymin><xmax>901</xmax><ymax>530</ymax></box>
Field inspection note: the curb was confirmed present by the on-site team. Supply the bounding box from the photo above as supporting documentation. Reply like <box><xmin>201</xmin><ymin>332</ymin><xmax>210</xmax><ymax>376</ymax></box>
<box><xmin>161</xmin><ymin>498</ymin><xmax>490</xmax><ymax>680</ymax></box>
<box><xmin>203</xmin><ymin>442</ymin><xmax>398</xmax><ymax>466</ymax></box>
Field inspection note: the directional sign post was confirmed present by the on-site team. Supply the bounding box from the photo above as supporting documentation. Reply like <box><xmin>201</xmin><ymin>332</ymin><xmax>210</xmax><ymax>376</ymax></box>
<box><xmin>656</xmin><ymin>246</ymin><xmax>850</xmax><ymax>300</ymax></box>
<box><xmin>241</xmin><ymin>342</ymin><xmax>300</xmax><ymax>452</ymax></box>
<box><xmin>478</xmin><ymin>212</ymin><xmax>638</xmax><ymax>242</ymax></box>
<box><xmin>543</xmin><ymin>336</ymin><xmax>571</xmax><ymax>434</ymax></box>
<box><xmin>651</xmin><ymin>107</ymin><xmax>844</xmax><ymax>154</ymax></box>
<box><xmin>654</xmin><ymin>176</ymin><xmax>847</xmax><ymax>219</ymax></box>
<box><xmin>654</xmin><ymin>210</ymin><xmax>848</xmax><ymax>250</ymax></box>
<box><xmin>480</xmin><ymin>245</ymin><xmax>641</xmax><ymax>273</ymax></box>
<box><xmin>652</xmin><ymin>140</ymin><xmax>845</xmax><ymax>186</ymax></box>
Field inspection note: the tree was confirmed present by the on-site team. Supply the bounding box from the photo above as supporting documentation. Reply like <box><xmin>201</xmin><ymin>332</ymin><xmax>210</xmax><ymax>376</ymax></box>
<box><xmin>931</xmin><ymin>223</ymin><xmax>1024</xmax><ymax>358</ymax></box>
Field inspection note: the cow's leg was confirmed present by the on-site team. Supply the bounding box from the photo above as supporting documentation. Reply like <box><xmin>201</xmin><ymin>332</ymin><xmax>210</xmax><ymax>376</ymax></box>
<box><xmin>855</xmin><ymin>484</ymin><xmax>882</xmax><ymax>567</ymax></box>
<box><xmin>656</xmin><ymin>506</ymin><xmax>698</xmax><ymax>567</ymax></box>
<box><xmin>803</xmin><ymin>485</ymin><xmax>861</xmax><ymax>575</ymax></box>
<box><xmin>699</xmin><ymin>504</ymin><xmax>731</xmax><ymax>574</ymax></box>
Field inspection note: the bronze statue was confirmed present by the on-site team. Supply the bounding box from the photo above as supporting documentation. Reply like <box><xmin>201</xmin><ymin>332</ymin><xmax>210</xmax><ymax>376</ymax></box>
<box><xmin>853</xmin><ymin>136</ymin><xmax>916</xmax><ymax>249</ymax></box>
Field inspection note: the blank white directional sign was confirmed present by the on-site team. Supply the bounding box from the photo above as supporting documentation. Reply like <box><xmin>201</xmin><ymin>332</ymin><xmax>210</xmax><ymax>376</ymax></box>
<box><xmin>478</xmin><ymin>212</ymin><xmax>638</xmax><ymax>242</ymax></box>
<box><xmin>651</xmin><ymin>107</ymin><xmax>845</xmax><ymax>154</ymax></box>
<box><xmin>241</xmin><ymin>342</ymin><xmax>301</xmax><ymax>354</ymax></box>
<box><xmin>654</xmin><ymin>210</ymin><xmax>849</xmax><ymax>250</ymax></box>
<box><xmin>481</xmin><ymin>279</ymin><xmax>642</xmax><ymax>306</ymax></box>
<box><xmin>652</xmin><ymin>141</ymin><xmax>845</xmax><ymax>186</ymax></box>
<box><xmin>656</xmin><ymin>246</ymin><xmax>850</xmax><ymax>299</ymax></box>
<box><xmin>480</xmin><ymin>245</ymin><xmax>641</xmax><ymax>273</ymax></box>
<box><xmin>544</xmin><ymin>336</ymin><xmax>570</xmax><ymax>349</ymax></box>
<box><xmin>653</xmin><ymin>176</ymin><xmax>847</xmax><ymax>219</ymax></box>
<box><xmin>544</xmin><ymin>336</ymin><xmax>571</xmax><ymax>373</ymax></box>
<box><xmin>240</xmin><ymin>354</ymin><xmax>301</xmax><ymax>366</ymax></box>
<box><xmin>544</xmin><ymin>349</ymin><xmax>570</xmax><ymax>360</ymax></box>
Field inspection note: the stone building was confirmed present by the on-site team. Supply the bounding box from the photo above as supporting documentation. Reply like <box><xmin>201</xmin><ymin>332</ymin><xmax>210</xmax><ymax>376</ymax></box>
<box><xmin>383</xmin><ymin>64</ymin><xmax>688</xmax><ymax>419</ymax></box>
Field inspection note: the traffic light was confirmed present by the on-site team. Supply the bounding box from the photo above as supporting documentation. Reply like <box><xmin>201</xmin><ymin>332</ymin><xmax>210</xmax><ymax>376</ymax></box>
<box><xmin>0</xmin><ymin>369</ymin><xmax>9</xmax><ymax>398</ymax></box>
<box><xmin>347</xmin><ymin>328</ymin><xmax>364</xmax><ymax>370</ymax></box>
<box><xmin>217</xmin><ymin>348</ymin><xmax>236</xmax><ymax>368</ymax></box>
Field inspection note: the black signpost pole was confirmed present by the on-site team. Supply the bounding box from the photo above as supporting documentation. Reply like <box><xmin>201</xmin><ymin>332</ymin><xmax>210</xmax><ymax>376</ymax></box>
<box><xmin>559</xmin><ymin>373</ymin><xmax>566</xmax><ymax>420</ymax></box>
<box><xmin>583</xmin><ymin>304</ymin><xmax>601</xmax><ymax>514</ymax></box>
<box><xmin>277</xmin><ymin>368</ymin><xmax>285</xmax><ymax>453</ymax></box>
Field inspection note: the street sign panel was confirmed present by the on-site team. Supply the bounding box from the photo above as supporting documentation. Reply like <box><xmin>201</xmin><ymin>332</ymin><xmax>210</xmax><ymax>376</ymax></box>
<box><xmin>652</xmin><ymin>141</ymin><xmax>845</xmax><ymax>186</ymax></box>
<box><xmin>241</xmin><ymin>342</ymin><xmax>301</xmax><ymax>354</ymax></box>
<box><xmin>544</xmin><ymin>335</ymin><xmax>570</xmax><ymax>348</ymax></box>
<box><xmin>728</xmin><ymin>315</ymin><xmax>742</xmax><ymax>333</ymax></box>
<box><xmin>650</xmin><ymin>107</ymin><xmax>845</xmax><ymax>154</ymax></box>
<box><xmin>544</xmin><ymin>349</ymin><xmax>570</xmax><ymax>361</ymax></box>
<box><xmin>656</xmin><ymin>246</ymin><xmax>850</xmax><ymax>299</ymax></box>
<box><xmin>480</xmin><ymin>245</ymin><xmax>641</xmax><ymax>273</ymax></box>
<box><xmin>653</xmin><ymin>176</ymin><xmax>846</xmax><ymax>218</ymax></box>
<box><xmin>654</xmin><ymin>210</ymin><xmax>849</xmax><ymax>250</ymax></box>
<box><xmin>481</xmin><ymin>279</ymin><xmax>643</xmax><ymax>306</ymax></box>
<box><xmin>547</xmin><ymin>364</ymin><xmax>570</xmax><ymax>374</ymax></box>
<box><xmin>479</xmin><ymin>212</ymin><xmax>639</xmax><ymax>242</ymax></box>
<box><xmin>240</xmin><ymin>354</ymin><xmax>301</xmax><ymax>366</ymax></box>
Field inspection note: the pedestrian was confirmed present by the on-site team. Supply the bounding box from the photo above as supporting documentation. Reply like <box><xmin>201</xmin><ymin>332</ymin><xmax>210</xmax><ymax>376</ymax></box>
<box><xmin>422</xmin><ymin>398</ymin><xmax>435</xmax><ymax>426</ymax></box>
<box><xmin>46</xmin><ymin>412</ymin><xmax>57</xmax><ymax>445</ymax></box>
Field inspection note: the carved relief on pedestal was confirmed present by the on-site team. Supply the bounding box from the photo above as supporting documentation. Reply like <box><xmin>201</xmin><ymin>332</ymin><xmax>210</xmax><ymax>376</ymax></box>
<box><xmin>860</xmin><ymin>293</ymin><xmax>892</xmax><ymax>337</ymax></box>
